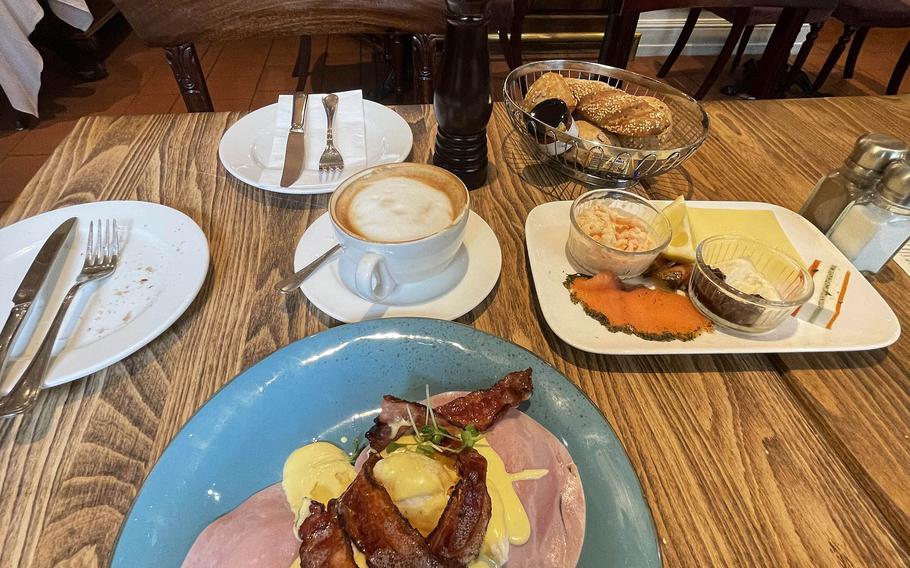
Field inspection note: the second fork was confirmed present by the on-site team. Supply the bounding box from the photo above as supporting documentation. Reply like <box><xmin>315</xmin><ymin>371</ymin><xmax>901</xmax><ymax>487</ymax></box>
<box><xmin>318</xmin><ymin>93</ymin><xmax>344</xmax><ymax>179</ymax></box>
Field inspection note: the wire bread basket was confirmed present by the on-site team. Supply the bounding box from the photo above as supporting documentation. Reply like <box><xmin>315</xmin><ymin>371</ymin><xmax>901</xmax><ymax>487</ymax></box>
<box><xmin>503</xmin><ymin>60</ymin><xmax>710</xmax><ymax>188</ymax></box>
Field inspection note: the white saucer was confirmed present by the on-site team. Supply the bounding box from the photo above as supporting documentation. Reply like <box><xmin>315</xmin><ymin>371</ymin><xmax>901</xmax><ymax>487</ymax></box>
<box><xmin>293</xmin><ymin>212</ymin><xmax>501</xmax><ymax>322</ymax></box>
<box><xmin>0</xmin><ymin>201</ymin><xmax>209</xmax><ymax>392</ymax></box>
<box><xmin>218</xmin><ymin>100</ymin><xmax>413</xmax><ymax>195</ymax></box>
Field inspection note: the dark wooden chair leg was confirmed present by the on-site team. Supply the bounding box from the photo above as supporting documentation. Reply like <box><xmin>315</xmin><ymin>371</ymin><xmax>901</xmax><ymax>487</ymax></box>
<box><xmin>412</xmin><ymin>34</ymin><xmax>437</xmax><ymax>104</ymax></box>
<box><xmin>658</xmin><ymin>8</ymin><xmax>701</xmax><ymax>78</ymax></box>
<box><xmin>694</xmin><ymin>8</ymin><xmax>749</xmax><ymax>99</ymax></box>
<box><xmin>887</xmin><ymin>39</ymin><xmax>910</xmax><ymax>95</ymax></box>
<box><xmin>598</xmin><ymin>12</ymin><xmax>640</xmax><ymax>68</ymax></box>
<box><xmin>843</xmin><ymin>26</ymin><xmax>868</xmax><ymax>79</ymax></box>
<box><xmin>782</xmin><ymin>20</ymin><xmax>823</xmax><ymax>93</ymax></box>
<box><xmin>812</xmin><ymin>24</ymin><xmax>857</xmax><ymax>92</ymax></box>
<box><xmin>498</xmin><ymin>30</ymin><xmax>514</xmax><ymax>68</ymax></box>
<box><xmin>294</xmin><ymin>36</ymin><xmax>312</xmax><ymax>91</ymax></box>
<box><xmin>748</xmin><ymin>7</ymin><xmax>808</xmax><ymax>98</ymax></box>
<box><xmin>163</xmin><ymin>43</ymin><xmax>213</xmax><ymax>112</ymax></box>
<box><xmin>730</xmin><ymin>24</ymin><xmax>754</xmax><ymax>73</ymax></box>
<box><xmin>508</xmin><ymin>0</ymin><xmax>531</xmax><ymax>70</ymax></box>
<box><xmin>391</xmin><ymin>34</ymin><xmax>406</xmax><ymax>99</ymax></box>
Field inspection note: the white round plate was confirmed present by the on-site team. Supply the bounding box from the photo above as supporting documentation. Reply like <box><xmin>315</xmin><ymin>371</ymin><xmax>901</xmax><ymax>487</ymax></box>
<box><xmin>0</xmin><ymin>201</ymin><xmax>209</xmax><ymax>392</ymax></box>
<box><xmin>293</xmin><ymin>212</ymin><xmax>502</xmax><ymax>322</ymax></box>
<box><xmin>218</xmin><ymin>100</ymin><xmax>413</xmax><ymax>195</ymax></box>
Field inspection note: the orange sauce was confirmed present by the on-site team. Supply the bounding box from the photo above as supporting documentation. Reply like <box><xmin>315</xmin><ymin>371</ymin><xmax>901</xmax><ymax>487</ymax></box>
<box><xmin>567</xmin><ymin>272</ymin><xmax>711</xmax><ymax>341</ymax></box>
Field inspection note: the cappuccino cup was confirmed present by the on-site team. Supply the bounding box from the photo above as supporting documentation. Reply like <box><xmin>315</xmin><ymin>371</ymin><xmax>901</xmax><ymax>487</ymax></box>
<box><xmin>329</xmin><ymin>163</ymin><xmax>470</xmax><ymax>302</ymax></box>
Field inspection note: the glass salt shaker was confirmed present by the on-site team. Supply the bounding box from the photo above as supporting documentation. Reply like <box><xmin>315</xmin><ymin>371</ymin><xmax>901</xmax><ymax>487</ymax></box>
<box><xmin>828</xmin><ymin>160</ymin><xmax>910</xmax><ymax>274</ymax></box>
<box><xmin>799</xmin><ymin>133</ymin><xmax>908</xmax><ymax>233</ymax></box>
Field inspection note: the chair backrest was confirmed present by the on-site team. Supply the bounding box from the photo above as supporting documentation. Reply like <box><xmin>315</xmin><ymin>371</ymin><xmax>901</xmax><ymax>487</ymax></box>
<box><xmin>112</xmin><ymin>0</ymin><xmax>454</xmax><ymax>47</ymax></box>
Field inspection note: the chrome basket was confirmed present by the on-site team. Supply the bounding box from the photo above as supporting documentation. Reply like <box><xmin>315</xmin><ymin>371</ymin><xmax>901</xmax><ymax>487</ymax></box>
<box><xmin>503</xmin><ymin>60</ymin><xmax>710</xmax><ymax>188</ymax></box>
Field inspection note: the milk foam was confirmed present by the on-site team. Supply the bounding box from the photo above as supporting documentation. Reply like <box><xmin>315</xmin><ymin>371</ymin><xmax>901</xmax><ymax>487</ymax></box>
<box><xmin>348</xmin><ymin>176</ymin><xmax>455</xmax><ymax>242</ymax></box>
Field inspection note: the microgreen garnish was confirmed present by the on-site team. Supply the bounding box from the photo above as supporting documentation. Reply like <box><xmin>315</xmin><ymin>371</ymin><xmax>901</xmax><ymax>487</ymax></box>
<box><xmin>385</xmin><ymin>386</ymin><xmax>484</xmax><ymax>457</ymax></box>
<box><xmin>348</xmin><ymin>436</ymin><xmax>364</xmax><ymax>465</ymax></box>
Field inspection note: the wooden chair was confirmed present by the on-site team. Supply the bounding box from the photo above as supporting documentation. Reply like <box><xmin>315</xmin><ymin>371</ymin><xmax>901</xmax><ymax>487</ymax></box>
<box><xmin>598</xmin><ymin>0</ymin><xmax>837</xmax><ymax>99</ymax></box>
<box><xmin>111</xmin><ymin>0</ymin><xmax>514</xmax><ymax>110</ymax></box>
<box><xmin>810</xmin><ymin>0</ymin><xmax>910</xmax><ymax>95</ymax></box>
<box><xmin>658</xmin><ymin>6</ymin><xmax>831</xmax><ymax>99</ymax></box>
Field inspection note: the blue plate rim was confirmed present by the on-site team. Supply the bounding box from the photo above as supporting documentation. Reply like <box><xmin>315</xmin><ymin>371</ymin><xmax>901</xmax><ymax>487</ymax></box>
<box><xmin>109</xmin><ymin>317</ymin><xmax>663</xmax><ymax>567</ymax></box>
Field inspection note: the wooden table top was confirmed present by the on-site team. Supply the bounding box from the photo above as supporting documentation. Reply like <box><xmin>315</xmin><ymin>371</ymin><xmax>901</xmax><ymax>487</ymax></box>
<box><xmin>2</xmin><ymin>95</ymin><xmax>909</xmax><ymax>567</ymax></box>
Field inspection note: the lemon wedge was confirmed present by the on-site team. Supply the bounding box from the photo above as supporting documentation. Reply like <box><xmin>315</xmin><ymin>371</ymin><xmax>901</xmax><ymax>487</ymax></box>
<box><xmin>660</xmin><ymin>196</ymin><xmax>696</xmax><ymax>263</ymax></box>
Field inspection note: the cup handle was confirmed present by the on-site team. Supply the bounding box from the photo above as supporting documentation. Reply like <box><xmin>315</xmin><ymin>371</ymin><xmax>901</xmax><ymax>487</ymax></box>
<box><xmin>354</xmin><ymin>252</ymin><xmax>396</xmax><ymax>302</ymax></box>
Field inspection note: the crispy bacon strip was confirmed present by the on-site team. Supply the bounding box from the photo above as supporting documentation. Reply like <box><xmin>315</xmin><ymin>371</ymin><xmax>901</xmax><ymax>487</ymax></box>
<box><xmin>336</xmin><ymin>454</ymin><xmax>444</xmax><ymax>568</ymax></box>
<box><xmin>365</xmin><ymin>369</ymin><xmax>534</xmax><ymax>451</ymax></box>
<box><xmin>436</xmin><ymin>368</ymin><xmax>533</xmax><ymax>430</ymax></box>
<box><xmin>298</xmin><ymin>500</ymin><xmax>357</xmax><ymax>568</ymax></box>
<box><xmin>365</xmin><ymin>396</ymin><xmax>440</xmax><ymax>451</ymax></box>
<box><xmin>427</xmin><ymin>449</ymin><xmax>492</xmax><ymax>568</ymax></box>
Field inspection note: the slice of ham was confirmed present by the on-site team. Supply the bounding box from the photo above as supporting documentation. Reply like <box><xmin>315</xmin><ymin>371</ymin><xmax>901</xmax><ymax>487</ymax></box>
<box><xmin>429</xmin><ymin>392</ymin><xmax>586</xmax><ymax>568</ymax></box>
<box><xmin>181</xmin><ymin>484</ymin><xmax>298</xmax><ymax>568</ymax></box>
<box><xmin>366</xmin><ymin>369</ymin><xmax>533</xmax><ymax>451</ymax></box>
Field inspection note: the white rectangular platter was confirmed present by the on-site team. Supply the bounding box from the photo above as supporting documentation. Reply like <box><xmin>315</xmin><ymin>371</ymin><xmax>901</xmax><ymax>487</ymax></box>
<box><xmin>525</xmin><ymin>200</ymin><xmax>901</xmax><ymax>355</ymax></box>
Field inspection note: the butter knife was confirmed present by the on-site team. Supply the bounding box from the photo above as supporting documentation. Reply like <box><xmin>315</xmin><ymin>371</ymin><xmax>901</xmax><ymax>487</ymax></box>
<box><xmin>0</xmin><ymin>217</ymin><xmax>78</xmax><ymax>376</ymax></box>
<box><xmin>279</xmin><ymin>93</ymin><xmax>309</xmax><ymax>188</ymax></box>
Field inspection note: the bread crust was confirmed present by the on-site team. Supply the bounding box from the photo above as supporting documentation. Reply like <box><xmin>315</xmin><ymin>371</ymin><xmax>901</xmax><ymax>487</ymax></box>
<box><xmin>564</xmin><ymin>120</ymin><xmax>617</xmax><ymax>168</ymax></box>
<box><xmin>522</xmin><ymin>72</ymin><xmax>576</xmax><ymax>113</ymax></box>
<box><xmin>575</xmin><ymin>91</ymin><xmax>672</xmax><ymax>137</ymax></box>
<box><xmin>565</xmin><ymin>78</ymin><xmax>619</xmax><ymax>101</ymax></box>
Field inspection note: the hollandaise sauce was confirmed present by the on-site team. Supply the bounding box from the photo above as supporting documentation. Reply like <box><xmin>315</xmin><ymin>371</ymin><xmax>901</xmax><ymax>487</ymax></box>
<box><xmin>282</xmin><ymin>438</ymin><xmax>548</xmax><ymax>568</ymax></box>
<box><xmin>282</xmin><ymin>442</ymin><xmax>366</xmax><ymax>568</ymax></box>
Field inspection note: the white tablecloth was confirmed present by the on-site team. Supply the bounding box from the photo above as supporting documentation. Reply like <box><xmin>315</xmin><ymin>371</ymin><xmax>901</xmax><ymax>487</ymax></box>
<box><xmin>0</xmin><ymin>0</ymin><xmax>93</xmax><ymax>117</ymax></box>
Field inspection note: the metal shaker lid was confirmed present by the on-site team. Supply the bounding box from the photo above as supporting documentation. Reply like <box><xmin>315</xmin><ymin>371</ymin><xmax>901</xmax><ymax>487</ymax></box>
<box><xmin>848</xmin><ymin>133</ymin><xmax>909</xmax><ymax>172</ymax></box>
<box><xmin>880</xmin><ymin>160</ymin><xmax>910</xmax><ymax>206</ymax></box>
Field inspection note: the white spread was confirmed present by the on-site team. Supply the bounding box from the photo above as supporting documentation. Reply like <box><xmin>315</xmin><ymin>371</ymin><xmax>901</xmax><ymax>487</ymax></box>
<box><xmin>714</xmin><ymin>258</ymin><xmax>781</xmax><ymax>301</ymax></box>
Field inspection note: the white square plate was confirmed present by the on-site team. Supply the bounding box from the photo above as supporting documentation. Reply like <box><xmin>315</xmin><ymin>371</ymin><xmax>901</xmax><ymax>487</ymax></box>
<box><xmin>525</xmin><ymin>200</ymin><xmax>901</xmax><ymax>355</ymax></box>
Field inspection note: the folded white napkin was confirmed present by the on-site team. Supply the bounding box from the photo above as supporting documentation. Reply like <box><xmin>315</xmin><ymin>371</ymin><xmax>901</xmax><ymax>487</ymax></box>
<box><xmin>259</xmin><ymin>89</ymin><xmax>367</xmax><ymax>188</ymax></box>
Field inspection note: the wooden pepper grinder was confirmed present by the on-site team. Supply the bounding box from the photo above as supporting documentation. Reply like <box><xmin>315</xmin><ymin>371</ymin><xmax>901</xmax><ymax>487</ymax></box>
<box><xmin>433</xmin><ymin>0</ymin><xmax>493</xmax><ymax>190</ymax></box>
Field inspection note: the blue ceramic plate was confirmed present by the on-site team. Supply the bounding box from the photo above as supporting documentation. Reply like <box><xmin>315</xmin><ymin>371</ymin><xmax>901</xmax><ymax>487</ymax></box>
<box><xmin>112</xmin><ymin>318</ymin><xmax>660</xmax><ymax>567</ymax></box>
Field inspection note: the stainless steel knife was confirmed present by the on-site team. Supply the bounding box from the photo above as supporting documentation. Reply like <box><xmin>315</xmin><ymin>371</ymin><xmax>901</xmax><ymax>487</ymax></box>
<box><xmin>279</xmin><ymin>92</ymin><xmax>309</xmax><ymax>188</ymax></box>
<box><xmin>0</xmin><ymin>217</ymin><xmax>78</xmax><ymax>376</ymax></box>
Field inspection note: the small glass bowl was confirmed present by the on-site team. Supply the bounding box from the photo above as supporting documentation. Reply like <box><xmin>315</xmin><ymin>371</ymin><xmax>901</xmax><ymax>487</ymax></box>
<box><xmin>688</xmin><ymin>235</ymin><xmax>814</xmax><ymax>333</ymax></box>
<box><xmin>566</xmin><ymin>189</ymin><xmax>671</xmax><ymax>278</ymax></box>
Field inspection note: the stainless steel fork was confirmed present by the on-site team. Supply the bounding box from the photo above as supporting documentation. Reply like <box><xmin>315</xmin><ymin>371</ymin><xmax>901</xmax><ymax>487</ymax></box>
<box><xmin>0</xmin><ymin>219</ymin><xmax>120</xmax><ymax>417</ymax></box>
<box><xmin>318</xmin><ymin>93</ymin><xmax>344</xmax><ymax>180</ymax></box>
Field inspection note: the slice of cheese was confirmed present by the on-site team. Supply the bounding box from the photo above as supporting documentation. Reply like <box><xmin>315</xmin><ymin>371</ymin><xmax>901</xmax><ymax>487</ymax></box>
<box><xmin>792</xmin><ymin>260</ymin><xmax>850</xmax><ymax>329</ymax></box>
<box><xmin>687</xmin><ymin>208</ymin><xmax>803</xmax><ymax>265</ymax></box>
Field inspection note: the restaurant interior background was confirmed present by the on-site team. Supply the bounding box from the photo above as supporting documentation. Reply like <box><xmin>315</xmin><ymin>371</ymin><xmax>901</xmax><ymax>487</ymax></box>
<box><xmin>1</xmin><ymin>1</ymin><xmax>908</xmax><ymax>217</ymax></box>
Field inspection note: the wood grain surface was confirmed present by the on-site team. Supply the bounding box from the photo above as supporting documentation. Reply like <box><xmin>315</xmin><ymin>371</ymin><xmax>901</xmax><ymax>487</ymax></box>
<box><xmin>2</xmin><ymin>96</ymin><xmax>910</xmax><ymax>567</ymax></box>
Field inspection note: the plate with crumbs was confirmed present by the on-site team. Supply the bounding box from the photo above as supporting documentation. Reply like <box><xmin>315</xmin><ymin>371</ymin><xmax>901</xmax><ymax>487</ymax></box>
<box><xmin>526</xmin><ymin>200</ymin><xmax>900</xmax><ymax>355</ymax></box>
<box><xmin>0</xmin><ymin>201</ymin><xmax>209</xmax><ymax>391</ymax></box>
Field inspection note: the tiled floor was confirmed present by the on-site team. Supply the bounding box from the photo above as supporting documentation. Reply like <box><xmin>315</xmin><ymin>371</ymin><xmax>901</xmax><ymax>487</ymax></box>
<box><xmin>1</xmin><ymin>17</ymin><xmax>908</xmax><ymax>216</ymax></box>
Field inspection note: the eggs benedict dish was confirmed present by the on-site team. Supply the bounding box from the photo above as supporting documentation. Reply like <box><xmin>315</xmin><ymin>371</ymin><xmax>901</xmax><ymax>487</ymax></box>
<box><xmin>181</xmin><ymin>370</ymin><xmax>585</xmax><ymax>568</ymax></box>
